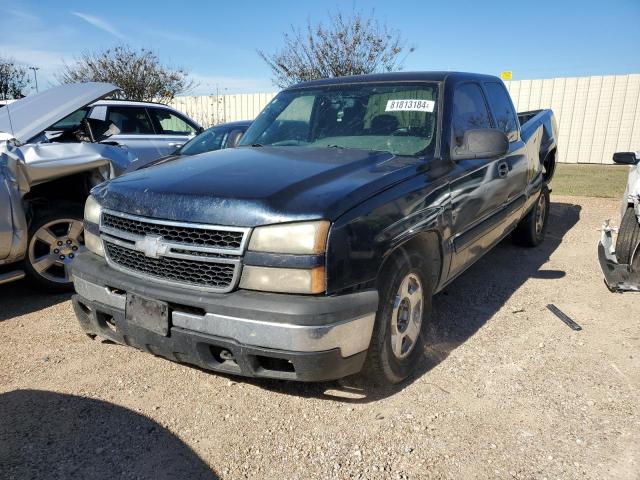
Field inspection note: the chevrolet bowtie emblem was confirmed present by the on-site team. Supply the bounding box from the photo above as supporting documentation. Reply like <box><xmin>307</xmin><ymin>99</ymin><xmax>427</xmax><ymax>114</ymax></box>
<box><xmin>135</xmin><ymin>235</ymin><xmax>168</xmax><ymax>259</ymax></box>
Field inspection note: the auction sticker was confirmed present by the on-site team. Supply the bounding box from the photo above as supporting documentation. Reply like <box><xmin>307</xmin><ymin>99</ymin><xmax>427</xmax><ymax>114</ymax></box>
<box><xmin>385</xmin><ymin>99</ymin><xmax>435</xmax><ymax>112</ymax></box>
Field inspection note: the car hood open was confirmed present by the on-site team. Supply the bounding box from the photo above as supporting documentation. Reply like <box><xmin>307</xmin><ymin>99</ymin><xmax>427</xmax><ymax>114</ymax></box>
<box><xmin>0</xmin><ymin>82</ymin><xmax>119</xmax><ymax>144</ymax></box>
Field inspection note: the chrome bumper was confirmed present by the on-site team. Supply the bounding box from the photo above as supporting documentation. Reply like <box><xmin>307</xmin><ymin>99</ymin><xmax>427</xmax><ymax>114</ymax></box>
<box><xmin>74</xmin><ymin>275</ymin><xmax>376</xmax><ymax>357</ymax></box>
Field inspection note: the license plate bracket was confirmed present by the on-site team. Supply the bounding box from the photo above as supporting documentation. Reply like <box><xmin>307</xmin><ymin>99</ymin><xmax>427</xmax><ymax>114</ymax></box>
<box><xmin>125</xmin><ymin>293</ymin><xmax>169</xmax><ymax>336</ymax></box>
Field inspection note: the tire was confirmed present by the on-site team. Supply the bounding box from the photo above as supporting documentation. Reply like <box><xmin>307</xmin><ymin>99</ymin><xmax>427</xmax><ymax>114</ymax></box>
<box><xmin>616</xmin><ymin>207</ymin><xmax>640</xmax><ymax>268</ymax></box>
<box><xmin>513</xmin><ymin>186</ymin><xmax>550</xmax><ymax>247</ymax></box>
<box><xmin>23</xmin><ymin>203</ymin><xmax>85</xmax><ymax>293</ymax></box>
<box><xmin>361</xmin><ymin>250</ymin><xmax>433</xmax><ymax>386</ymax></box>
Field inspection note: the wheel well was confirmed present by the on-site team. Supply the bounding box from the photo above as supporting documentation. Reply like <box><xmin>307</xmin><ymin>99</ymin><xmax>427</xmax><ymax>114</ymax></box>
<box><xmin>542</xmin><ymin>148</ymin><xmax>557</xmax><ymax>184</ymax></box>
<box><xmin>23</xmin><ymin>172</ymin><xmax>93</xmax><ymax>206</ymax></box>
<box><xmin>377</xmin><ymin>231</ymin><xmax>443</xmax><ymax>291</ymax></box>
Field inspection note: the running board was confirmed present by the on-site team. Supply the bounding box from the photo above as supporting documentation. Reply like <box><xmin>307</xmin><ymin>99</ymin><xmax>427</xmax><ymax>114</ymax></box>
<box><xmin>0</xmin><ymin>270</ymin><xmax>25</xmax><ymax>285</ymax></box>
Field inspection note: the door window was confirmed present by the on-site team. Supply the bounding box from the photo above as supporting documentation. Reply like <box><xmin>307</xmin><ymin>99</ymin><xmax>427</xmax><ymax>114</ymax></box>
<box><xmin>484</xmin><ymin>82</ymin><xmax>518</xmax><ymax>141</ymax></box>
<box><xmin>148</xmin><ymin>108</ymin><xmax>197</xmax><ymax>135</ymax></box>
<box><xmin>451</xmin><ymin>83</ymin><xmax>491</xmax><ymax>146</ymax></box>
<box><xmin>107</xmin><ymin>107</ymin><xmax>154</xmax><ymax>134</ymax></box>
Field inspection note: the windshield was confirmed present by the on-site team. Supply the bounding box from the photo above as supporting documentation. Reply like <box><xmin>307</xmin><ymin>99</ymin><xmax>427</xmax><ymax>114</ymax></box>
<box><xmin>178</xmin><ymin>125</ymin><xmax>230</xmax><ymax>155</ymax></box>
<box><xmin>239</xmin><ymin>83</ymin><xmax>439</xmax><ymax>156</ymax></box>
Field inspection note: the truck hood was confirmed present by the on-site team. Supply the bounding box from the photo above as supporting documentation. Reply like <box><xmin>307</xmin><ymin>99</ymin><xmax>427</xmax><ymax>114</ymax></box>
<box><xmin>93</xmin><ymin>146</ymin><xmax>424</xmax><ymax>227</ymax></box>
<box><xmin>0</xmin><ymin>82</ymin><xmax>119</xmax><ymax>144</ymax></box>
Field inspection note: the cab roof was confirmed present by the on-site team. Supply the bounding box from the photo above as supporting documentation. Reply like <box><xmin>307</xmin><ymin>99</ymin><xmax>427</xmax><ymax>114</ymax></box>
<box><xmin>286</xmin><ymin>71</ymin><xmax>502</xmax><ymax>90</ymax></box>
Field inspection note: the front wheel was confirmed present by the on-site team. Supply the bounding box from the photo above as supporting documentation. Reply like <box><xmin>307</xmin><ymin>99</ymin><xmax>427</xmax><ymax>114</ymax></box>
<box><xmin>24</xmin><ymin>204</ymin><xmax>85</xmax><ymax>293</ymax></box>
<box><xmin>361</xmin><ymin>252</ymin><xmax>432</xmax><ymax>385</ymax></box>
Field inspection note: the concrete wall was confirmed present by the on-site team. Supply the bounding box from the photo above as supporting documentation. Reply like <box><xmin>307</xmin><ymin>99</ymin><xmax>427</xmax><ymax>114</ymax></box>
<box><xmin>169</xmin><ymin>74</ymin><xmax>640</xmax><ymax>164</ymax></box>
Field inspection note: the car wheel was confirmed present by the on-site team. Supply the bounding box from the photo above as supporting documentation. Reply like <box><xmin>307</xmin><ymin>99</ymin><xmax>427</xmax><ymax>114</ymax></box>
<box><xmin>24</xmin><ymin>204</ymin><xmax>85</xmax><ymax>293</ymax></box>
<box><xmin>615</xmin><ymin>207</ymin><xmax>640</xmax><ymax>269</ymax></box>
<box><xmin>513</xmin><ymin>186</ymin><xmax>550</xmax><ymax>247</ymax></box>
<box><xmin>361</xmin><ymin>251</ymin><xmax>432</xmax><ymax>385</ymax></box>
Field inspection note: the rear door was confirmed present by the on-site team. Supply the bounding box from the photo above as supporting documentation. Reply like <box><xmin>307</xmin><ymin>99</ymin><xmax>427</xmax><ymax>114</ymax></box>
<box><xmin>146</xmin><ymin>107</ymin><xmax>199</xmax><ymax>157</ymax></box>
<box><xmin>482</xmin><ymin>81</ymin><xmax>528</xmax><ymax>206</ymax></box>
<box><xmin>447</xmin><ymin>82</ymin><xmax>513</xmax><ymax>277</ymax></box>
<box><xmin>104</xmin><ymin>106</ymin><xmax>160</xmax><ymax>163</ymax></box>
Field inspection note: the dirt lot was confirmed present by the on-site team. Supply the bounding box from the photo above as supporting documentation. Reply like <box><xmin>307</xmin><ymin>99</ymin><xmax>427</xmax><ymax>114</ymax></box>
<box><xmin>1</xmin><ymin>195</ymin><xmax>639</xmax><ymax>480</ymax></box>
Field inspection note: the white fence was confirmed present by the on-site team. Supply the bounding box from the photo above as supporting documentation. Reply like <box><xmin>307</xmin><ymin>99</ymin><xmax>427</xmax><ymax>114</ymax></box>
<box><xmin>169</xmin><ymin>93</ymin><xmax>276</xmax><ymax>127</ymax></box>
<box><xmin>505</xmin><ymin>74</ymin><xmax>640</xmax><ymax>164</ymax></box>
<box><xmin>170</xmin><ymin>74</ymin><xmax>640</xmax><ymax>164</ymax></box>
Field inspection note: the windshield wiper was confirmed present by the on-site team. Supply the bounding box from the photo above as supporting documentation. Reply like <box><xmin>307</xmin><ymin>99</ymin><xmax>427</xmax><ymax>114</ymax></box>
<box><xmin>251</xmin><ymin>143</ymin><xmax>264</xmax><ymax>147</ymax></box>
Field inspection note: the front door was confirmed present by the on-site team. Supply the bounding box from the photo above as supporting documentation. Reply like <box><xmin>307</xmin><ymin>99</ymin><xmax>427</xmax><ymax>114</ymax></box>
<box><xmin>446</xmin><ymin>82</ymin><xmax>511</xmax><ymax>278</ymax></box>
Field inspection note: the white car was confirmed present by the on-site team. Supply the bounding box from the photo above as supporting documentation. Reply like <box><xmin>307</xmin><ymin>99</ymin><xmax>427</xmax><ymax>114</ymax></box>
<box><xmin>48</xmin><ymin>99</ymin><xmax>202</xmax><ymax>169</ymax></box>
<box><xmin>599</xmin><ymin>151</ymin><xmax>640</xmax><ymax>292</ymax></box>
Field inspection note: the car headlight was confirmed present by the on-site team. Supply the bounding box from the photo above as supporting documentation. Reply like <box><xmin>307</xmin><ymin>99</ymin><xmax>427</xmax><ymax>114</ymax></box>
<box><xmin>239</xmin><ymin>265</ymin><xmax>325</xmax><ymax>294</ymax></box>
<box><xmin>248</xmin><ymin>220</ymin><xmax>329</xmax><ymax>254</ymax></box>
<box><xmin>84</xmin><ymin>195</ymin><xmax>102</xmax><ymax>225</ymax></box>
<box><xmin>84</xmin><ymin>195</ymin><xmax>104</xmax><ymax>257</ymax></box>
<box><xmin>241</xmin><ymin>220</ymin><xmax>330</xmax><ymax>294</ymax></box>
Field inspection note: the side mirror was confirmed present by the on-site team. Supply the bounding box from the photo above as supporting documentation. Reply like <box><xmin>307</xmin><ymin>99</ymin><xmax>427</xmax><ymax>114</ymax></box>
<box><xmin>612</xmin><ymin>152</ymin><xmax>639</xmax><ymax>165</ymax></box>
<box><xmin>451</xmin><ymin>129</ymin><xmax>509</xmax><ymax>161</ymax></box>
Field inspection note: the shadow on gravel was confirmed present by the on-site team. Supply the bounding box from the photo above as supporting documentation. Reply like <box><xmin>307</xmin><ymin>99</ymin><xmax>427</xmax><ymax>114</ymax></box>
<box><xmin>247</xmin><ymin>202</ymin><xmax>582</xmax><ymax>403</ymax></box>
<box><xmin>0</xmin><ymin>280</ymin><xmax>70</xmax><ymax>322</ymax></box>
<box><xmin>0</xmin><ymin>389</ymin><xmax>218</xmax><ymax>480</ymax></box>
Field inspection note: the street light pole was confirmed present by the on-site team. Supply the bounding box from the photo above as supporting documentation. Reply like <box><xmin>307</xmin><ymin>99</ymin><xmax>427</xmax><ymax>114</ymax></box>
<box><xmin>29</xmin><ymin>66</ymin><xmax>39</xmax><ymax>93</ymax></box>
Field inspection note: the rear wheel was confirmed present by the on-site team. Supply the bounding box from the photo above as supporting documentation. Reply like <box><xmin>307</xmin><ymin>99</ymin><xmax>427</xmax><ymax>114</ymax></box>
<box><xmin>616</xmin><ymin>207</ymin><xmax>640</xmax><ymax>269</ymax></box>
<box><xmin>24</xmin><ymin>204</ymin><xmax>85</xmax><ymax>292</ymax></box>
<box><xmin>513</xmin><ymin>186</ymin><xmax>550</xmax><ymax>247</ymax></box>
<box><xmin>361</xmin><ymin>251</ymin><xmax>432</xmax><ymax>385</ymax></box>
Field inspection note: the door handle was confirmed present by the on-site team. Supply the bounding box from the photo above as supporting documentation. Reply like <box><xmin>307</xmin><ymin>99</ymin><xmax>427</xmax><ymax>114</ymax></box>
<box><xmin>498</xmin><ymin>162</ymin><xmax>509</xmax><ymax>178</ymax></box>
<box><xmin>168</xmin><ymin>142</ymin><xmax>184</xmax><ymax>148</ymax></box>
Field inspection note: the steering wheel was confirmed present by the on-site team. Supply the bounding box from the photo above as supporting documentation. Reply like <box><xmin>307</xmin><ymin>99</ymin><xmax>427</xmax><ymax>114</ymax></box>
<box><xmin>390</xmin><ymin>128</ymin><xmax>411</xmax><ymax>136</ymax></box>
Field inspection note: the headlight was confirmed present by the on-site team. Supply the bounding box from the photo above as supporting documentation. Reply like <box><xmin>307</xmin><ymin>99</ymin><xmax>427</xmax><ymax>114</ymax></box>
<box><xmin>248</xmin><ymin>220</ymin><xmax>329</xmax><ymax>254</ymax></box>
<box><xmin>84</xmin><ymin>230</ymin><xmax>105</xmax><ymax>257</ymax></box>
<box><xmin>239</xmin><ymin>266</ymin><xmax>325</xmax><ymax>294</ymax></box>
<box><xmin>84</xmin><ymin>196</ymin><xmax>104</xmax><ymax>257</ymax></box>
<box><xmin>84</xmin><ymin>195</ymin><xmax>102</xmax><ymax>224</ymax></box>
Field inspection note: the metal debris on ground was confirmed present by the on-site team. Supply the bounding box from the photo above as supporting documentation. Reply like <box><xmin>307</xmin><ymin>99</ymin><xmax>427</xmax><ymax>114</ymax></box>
<box><xmin>546</xmin><ymin>304</ymin><xmax>582</xmax><ymax>331</ymax></box>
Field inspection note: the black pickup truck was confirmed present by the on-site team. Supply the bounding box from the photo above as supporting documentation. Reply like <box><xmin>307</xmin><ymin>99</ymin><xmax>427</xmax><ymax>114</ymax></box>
<box><xmin>72</xmin><ymin>72</ymin><xmax>558</xmax><ymax>384</ymax></box>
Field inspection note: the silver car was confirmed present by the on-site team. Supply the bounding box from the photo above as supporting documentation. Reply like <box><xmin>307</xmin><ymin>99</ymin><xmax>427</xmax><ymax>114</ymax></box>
<box><xmin>50</xmin><ymin>100</ymin><xmax>202</xmax><ymax>169</ymax></box>
<box><xmin>0</xmin><ymin>82</ymin><xmax>137</xmax><ymax>291</ymax></box>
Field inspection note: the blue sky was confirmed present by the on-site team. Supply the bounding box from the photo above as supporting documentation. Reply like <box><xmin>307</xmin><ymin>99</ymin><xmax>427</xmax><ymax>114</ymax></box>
<box><xmin>1</xmin><ymin>0</ymin><xmax>639</xmax><ymax>95</ymax></box>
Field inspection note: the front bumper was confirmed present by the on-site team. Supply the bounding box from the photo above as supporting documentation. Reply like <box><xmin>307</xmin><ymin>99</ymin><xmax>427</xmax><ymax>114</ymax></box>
<box><xmin>598</xmin><ymin>225</ymin><xmax>640</xmax><ymax>292</ymax></box>
<box><xmin>71</xmin><ymin>252</ymin><xmax>378</xmax><ymax>381</ymax></box>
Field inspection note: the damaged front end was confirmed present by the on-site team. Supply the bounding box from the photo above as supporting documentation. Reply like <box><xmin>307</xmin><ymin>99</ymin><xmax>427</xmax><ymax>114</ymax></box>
<box><xmin>598</xmin><ymin>221</ymin><xmax>640</xmax><ymax>292</ymax></box>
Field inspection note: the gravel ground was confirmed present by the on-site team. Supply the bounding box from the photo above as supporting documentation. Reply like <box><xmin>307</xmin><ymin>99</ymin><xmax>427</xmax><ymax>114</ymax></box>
<box><xmin>1</xmin><ymin>195</ymin><xmax>638</xmax><ymax>480</ymax></box>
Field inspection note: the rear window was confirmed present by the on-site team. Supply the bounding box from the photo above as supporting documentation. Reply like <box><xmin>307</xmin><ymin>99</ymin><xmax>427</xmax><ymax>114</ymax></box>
<box><xmin>107</xmin><ymin>107</ymin><xmax>154</xmax><ymax>134</ymax></box>
<box><xmin>148</xmin><ymin>108</ymin><xmax>197</xmax><ymax>135</ymax></box>
<box><xmin>484</xmin><ymin>82</ymin><xmax>518</xmax><ymax>140</ymax></box>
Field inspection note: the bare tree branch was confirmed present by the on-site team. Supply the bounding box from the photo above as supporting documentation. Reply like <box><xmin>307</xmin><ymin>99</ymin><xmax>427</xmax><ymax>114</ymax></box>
<box><xmin>0</xmin><ymin>56</ymin><xmax>31</xmax><ymax>100</ymax></box>
<box><xmin>56</xmin><ymin>44</ymin><xmax>196</xmax><ymax>103</ymax></box>
<box><xmin>259</xmin><ymin>10</ymin><xmax>415</xmax><ymax>88</ymax></box>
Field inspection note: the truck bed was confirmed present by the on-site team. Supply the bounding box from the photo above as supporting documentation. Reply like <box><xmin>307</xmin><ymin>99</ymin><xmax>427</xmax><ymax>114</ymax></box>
<box><xmin>518</xmin><ymin>109</ymin><xmax>558</xmax><ymax>183</ymax></box>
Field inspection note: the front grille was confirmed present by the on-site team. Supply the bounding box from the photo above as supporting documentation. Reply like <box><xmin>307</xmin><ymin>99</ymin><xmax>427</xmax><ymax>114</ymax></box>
<box><xmin>102</xmin><ymin>212</ymin><xmax>244</xmax><ymax>250</ymax></box>
<box><xmin>105</xmin><ymin>242</ymin><xmax>236</xmax><ymax>290</ymax></box>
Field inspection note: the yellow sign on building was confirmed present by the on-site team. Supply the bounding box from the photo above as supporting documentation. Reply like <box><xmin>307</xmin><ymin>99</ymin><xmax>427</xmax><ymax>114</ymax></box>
<box><xmin>500</xmin><ymin>71</ymin><xmax>513</xmax><ymax>80</ymax></box>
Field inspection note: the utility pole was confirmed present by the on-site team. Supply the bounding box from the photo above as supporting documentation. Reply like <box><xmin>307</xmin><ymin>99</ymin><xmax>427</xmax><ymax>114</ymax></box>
<box><xmin>29</xmin><ymin>66</ymin><xmax>39</xmax><ymax>93</ymax></box>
